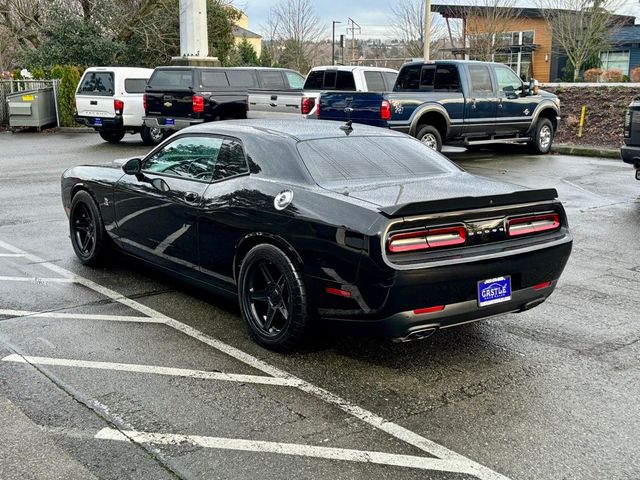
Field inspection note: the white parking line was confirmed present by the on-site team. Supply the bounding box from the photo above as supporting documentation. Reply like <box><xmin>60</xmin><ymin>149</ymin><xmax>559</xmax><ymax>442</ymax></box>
<box><xmin>0</xmin><ymin>253</ymin><xmax>25</xmax><ymax>257</ymax></box>
<box><xmin>0</xmin><ymin>239</ymin><xmax>512</xmax><ymax>480</ymax></box>
<box><xmin>95</xmin><ymin>427</ymin><xmax>476</xmax><ymax>475</ymax></box>
<box><xmin>0</xmin><ymin>309</ymin><xmax>165</xmax><ymax>323</ymax></box>
<box><xmin>2</xmin><ymin>354</ymin><xmax>301</xmax><ymax>387</ymax></box>
<box><xmin>0</xmin><ymin>276</ymin><xmax>75</xmax><ymax>283</ymax></box>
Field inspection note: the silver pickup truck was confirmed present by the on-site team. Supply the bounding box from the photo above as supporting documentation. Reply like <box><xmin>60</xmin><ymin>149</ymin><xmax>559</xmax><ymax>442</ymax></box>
<box><xmin>247</xmin><ymin>68</ymin><xmax>306</xmax><ymax>116</ymax></box>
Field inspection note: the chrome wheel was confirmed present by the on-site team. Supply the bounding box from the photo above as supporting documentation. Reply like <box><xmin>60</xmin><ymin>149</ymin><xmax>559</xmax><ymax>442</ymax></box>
<box><xmin>150</xmin><ymin>127</ymin><xmax>164</xmax><ymax>143</ymax></box>
<box><xmin>245</xmin><ymin>259</ymin><xmax>292</xmax><ymax>337</ymax></box>
<box><xmin>71</xmin><ymin>202</ymin><xmax>96</xmax><ymax>258</ymax></box>
<box><xmin>420</xmin><ymin>132</ymin><xmax>439</xmax><ymax>150</ymax></box>
<box><xmin>539</xmin><ymin>125</ymin><xmax>552</xmax><ymax>150</ymax></box>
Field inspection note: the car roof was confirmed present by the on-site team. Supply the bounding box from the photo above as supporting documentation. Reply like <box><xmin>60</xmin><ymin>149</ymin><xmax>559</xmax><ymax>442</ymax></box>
<box><xmin>309</xmin><ymin>65</ymin><xmax>398</xmax><ymax>73</ymax></box>
<box><xmin>186</xmin><ymin>119</ymin><xmax>407</xmax><ymax>142</ymax></box>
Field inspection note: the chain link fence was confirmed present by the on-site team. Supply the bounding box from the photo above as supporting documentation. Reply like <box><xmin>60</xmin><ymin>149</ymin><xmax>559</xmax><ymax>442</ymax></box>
<box><xmin>0</xmin><ymin>79</ymin><xmax>61</xmax><ymax>127</ymax></box>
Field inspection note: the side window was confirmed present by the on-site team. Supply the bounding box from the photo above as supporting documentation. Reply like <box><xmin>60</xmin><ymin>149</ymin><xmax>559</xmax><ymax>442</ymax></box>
<box><xmin>201</xmin><ymin>71</ymin><xmax>229</xmax><ymax>88</ymax></box>
<box><xmin>213</xmin><ymin>138</ymin><xmax>249</xmax><ymax>181</ymax></box>
<box><xmin>143</xmin><ymin>136</ymin><xmax>224</xmax><ymax>181</ymax></box>
<box><xmin>258</xmin><ymin>71</ymin><xmax>286</xmax><ymax>89</ymax></box>
<box><xmin>303</xmin><ymin>71</ymin><xmax>324</xmax><ymax>89</ymax></box>
<box><xmin>364</xmin><ymin>71</ymin><xmax>385</xmax><ymax>91</ymax></box>
<box><xmin>468</xmin><ymin>65</ymin><xmax>494</xmax><ymax>94</ymax></box>
<box><xmin>285</xmin><ymin>71</ymin><xmax>305</xmax><ymax>89</ymax></box>
<box><xmin>226</xmin><ymin>70</ymin><xmax>257</xmax><ymax>87</ymax></box>
<box><xmin>78</xmin><ymin>72</ymin><xmax>114</xmax><ymax>96</ymax></box>
<box><xmin>495</xmin><ymin>67</ymin><xmax>522</xmax><ymax>93</ymax></box>
<box><xmin>124</xmin><ymin>78</ymin><xmax>148</xmax><ymax>94</ymax></box>
<box><xmin>335</xmin><ymin>71</ymin><xmax>356</xmax><ymax>90</ymax></box>
<box><xmin>394</xmin><ymin>65</ymin><xmax>421</xmax><ymax>91</ymax></box>
<box><xmin>433</xmin><ymin>66</ymin><xmax>460</xmax><ymax>92</ymax></box>
<box><xmin>382</xmin><ymin>72</ymin><xmax>398</xmax><ymax>90</ymax></box>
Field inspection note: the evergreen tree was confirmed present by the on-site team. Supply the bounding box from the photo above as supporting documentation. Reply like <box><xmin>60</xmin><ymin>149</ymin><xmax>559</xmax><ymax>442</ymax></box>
<box><xmin>238</xmin><ymin>37</ymin><xmax>259</xmax><ymax>66</ymax></box>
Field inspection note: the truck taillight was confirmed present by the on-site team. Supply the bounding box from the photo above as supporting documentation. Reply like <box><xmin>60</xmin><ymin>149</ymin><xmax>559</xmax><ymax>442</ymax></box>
<box><xmin>192</xmin><ymin>95</ymin><xmax>205</xmax><ymax>113</ymax></box>
<box><xmin>624</xmin><ymin>109</ymin><xmax>632</xmax><ymax>137</ymax></box>
<box><xmin>388</xmin><ymin>226</ymin><xmax>467</xmax><ymax>253</ymax></box>
<box><xmin>143</xmin><ymin>94</ymin><xmax>147</xmax><ymax>111</ymax></box>
<box><xmin>114</xmin><ymin>99</ymin><xmax>124</xmax><ymax>115</ymax></box>
<box><xmin>301</xmin><ymin>97</ymin><xmax>315</xmax><ymax>115</ymax></box>
<box><xmin>506</xmin><ymin>213</ymin><xmax>560</xmax><ymax>238</ymax></box>
<box><xmin>381</xmin><ymin>100</ymin><xmax>392</xmax><ymax>121</ymax></box>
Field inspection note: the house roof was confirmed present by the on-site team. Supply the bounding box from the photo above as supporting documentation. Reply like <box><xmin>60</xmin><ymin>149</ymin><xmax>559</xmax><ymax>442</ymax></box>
<box><xmin>233</xmin><ymin>25</ymin><xmax>262</xmax><ymax>39</ymax></box>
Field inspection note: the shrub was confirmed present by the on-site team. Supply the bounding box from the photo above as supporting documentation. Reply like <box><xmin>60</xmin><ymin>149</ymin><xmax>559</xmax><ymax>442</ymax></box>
<box><xmin>583</xmin><ymin>68</ymin><xmax>602</xmax><ymax>82</ymax></box>
<box><xmin>630</xmin><ymin>66</ymin><xmax>640</xmax><ymax>82</ymax></box>
<box><xmin>50</xmin><ymin>65</ymin><xmax>83</xmax><ymax>127</ymax></box>
<box><xmin>602</xmin><ymin>68</ymin><xmax>624</xmax><ymax>83</ymax></box>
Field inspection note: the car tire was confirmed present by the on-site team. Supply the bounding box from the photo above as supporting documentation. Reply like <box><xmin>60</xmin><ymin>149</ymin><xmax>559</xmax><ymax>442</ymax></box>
<box><xmin>238</xmin><ymin>244</ymin><xmax>312</xmax><ymax>351</ymax></box>
<box><xmin>528</xmin><ymin>118</ymin><xmax>554</xmax><ymax>154</ymax></box>
<box><xmin>99</xmin><ymin>129</ymin><xmax>126</xmax><ymax>144</ymax></box>
<box><xmin>69</xmin><ymin>190</ymin><xmax>111</xmax><ymax>266</ymax></box>
<box><xmin>140</xmin><ymin>126</ymin><xmax>165</xmax><ymax>146</ymax></box>
<box><xmin>415</xmin><ymin>125</ymin><xmax>443</xmax><ymax>152</ymax></box>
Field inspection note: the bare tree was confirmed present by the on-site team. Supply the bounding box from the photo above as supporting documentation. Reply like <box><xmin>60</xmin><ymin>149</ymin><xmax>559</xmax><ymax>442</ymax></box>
<box><xmin>539</xmin><ymin>0</ymin><xmax>625</xmax><ymax>81</ymax></box>
<box><xmin>269</xmin><ymin>0</ymin><xmax>324</xmax><ymax>73</ymax></box>
<box><xmin>390</xmin><ymin>0</ymin><xmax>443</xmax><ymax>59</ymax></box>
<box><xmin>464</xmin><ymin>0</ymin><xmax>520</xmax><ymax>61</ymax></box>
<box><xmin>260</xmin><ymin>11</ymin><xmax>282</xmax><ymax>66</ymax></box>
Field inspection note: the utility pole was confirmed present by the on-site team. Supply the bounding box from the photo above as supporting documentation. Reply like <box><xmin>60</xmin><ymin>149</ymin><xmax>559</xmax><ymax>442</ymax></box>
<box><xmin>423</xmin><ymin>0</ymin><xmax>432</xmax><ymax>61</ymax></box>
<box><xmin>347</xmin><ymin>17</ymin><xmax>361</xmax><ymax>63</ymax></box>
<box><xmin>332</xmin><ymin>21</ymin><xmax>342</xmax><ymax>65</ymax></box>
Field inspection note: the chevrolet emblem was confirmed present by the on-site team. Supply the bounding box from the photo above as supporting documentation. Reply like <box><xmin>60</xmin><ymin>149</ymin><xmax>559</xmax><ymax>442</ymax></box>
<box><xmin>164</xmin><ymin>101</ymin><xmax>173</xmax><ymax>108</ymax></box>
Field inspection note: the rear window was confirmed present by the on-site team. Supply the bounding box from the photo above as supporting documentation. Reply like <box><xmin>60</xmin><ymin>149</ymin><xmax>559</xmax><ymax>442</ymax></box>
<box><xmin>297</xmin><ymin>136</ymin><xmax>454</xmax><ymax>186</ymax></box>
<box><xmin>226</xmin><ymin>70</ymin><xmax>257</xmax><ymax>87</ymax></box>
<box><xmin>149</xmin><ymin>70</ymin><xmax>193</xmax><ymax>88</ymax></box>
<box><xmin>304</xmin><ymin>71</ymin><xmax>324</xmax><ymax>89</ymax></box>
<box><xmin>382</xmin><ymin>72</ymin><xmax>398</xmax><ymax>90</ymax></box>
<box><xmin>303</xmin><ymin>70</ymin><xmax>356</xmax><ymax>90</ymax></box>
<box><xmin>201</xmin><ymin>71</ymin><xmax>230</xmax><ymax>88</ymax></box>
<box><xmin>124</xmin><ymin>78</ymin><xmax>147</xmax><ymax>94</ymax></box>
<box><xmin>364</xmin><ymin>71</ymin><xmax>385</xmax><ymax>91</ymax></box>
<box><xmin>78</xmin><ymin>72</ymin><xmax>114</xmax><ymax>96</ymax></box>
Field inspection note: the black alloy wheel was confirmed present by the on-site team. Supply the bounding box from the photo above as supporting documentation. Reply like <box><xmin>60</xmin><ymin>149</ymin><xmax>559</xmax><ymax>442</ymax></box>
<box><xmin>69</xmin><ymin>191</ymin><xmax>110</xmax><ymax>266</ymax></box>
<box><xmin>238</xmin><ymin>244</ymin><xmax>312</xmax><ymax>350</ymax></box>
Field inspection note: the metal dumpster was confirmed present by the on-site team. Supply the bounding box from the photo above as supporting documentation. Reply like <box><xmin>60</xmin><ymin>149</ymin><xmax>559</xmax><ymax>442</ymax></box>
<box><xmin>6</xmin><ymin>87</ymin><xmax>57</xmax><ymax>130</ymax></box>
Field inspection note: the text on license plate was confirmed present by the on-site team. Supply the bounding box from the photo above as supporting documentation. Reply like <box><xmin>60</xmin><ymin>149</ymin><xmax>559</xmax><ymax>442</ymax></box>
<box><xmin>477</xmin><ymin>276</ymin><xmax>511</xmax><ymax>307</ymax></box>
<box><xmin>164</xmin><ymin>118</ymin><xmax>175</xmax><ymax>125</ymax></box>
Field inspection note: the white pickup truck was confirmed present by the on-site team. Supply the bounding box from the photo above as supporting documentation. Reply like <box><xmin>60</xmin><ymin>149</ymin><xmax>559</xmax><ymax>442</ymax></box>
<box><xmin>300</xmin><ymin>65</ymin><xmax>398</xmax><ymax>118</ymax></box>
<box><xmin>75</xmin><ymin>66</ymin><xmax>164</xmax><ymax>145</ymax></box>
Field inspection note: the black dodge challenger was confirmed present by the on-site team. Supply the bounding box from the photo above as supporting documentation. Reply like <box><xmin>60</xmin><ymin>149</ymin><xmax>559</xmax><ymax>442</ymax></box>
<box><xmin>61</xmin><ymin>119</ymin><xmax>572</xmax><ymax>350</ymax></box>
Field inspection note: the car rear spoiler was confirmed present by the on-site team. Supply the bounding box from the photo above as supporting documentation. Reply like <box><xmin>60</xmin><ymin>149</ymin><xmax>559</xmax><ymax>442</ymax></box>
<box><xmin>378</xmin><ymin>188</ymin><xmax>559</xmax><ymax>217</ymax></box>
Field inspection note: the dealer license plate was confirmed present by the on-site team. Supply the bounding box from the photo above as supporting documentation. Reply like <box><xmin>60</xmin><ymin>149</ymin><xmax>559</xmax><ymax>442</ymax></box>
<box><xmin>477</xmin><ymin>276</ymin><xmax>511</xmax><ymax>307</ymax></box>
<box><xmin>93</xmin><ymin>118</ymin><xmax>102</xmax><ymax>126</ymax></box>
<box><xmin>164</xmin><ymin>118</ymin><xmax>175</xmax><ymax>126</ymax></box>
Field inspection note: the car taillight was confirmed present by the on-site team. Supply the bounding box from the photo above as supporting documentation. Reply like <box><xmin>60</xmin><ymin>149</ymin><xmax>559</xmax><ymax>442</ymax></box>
<box><xmin>506</xmin><ymin>213</ymin><xmax>560</xmax><ymax>238</ymax></box>
<box><xmin>624</xmin><ymin>109</ymin><xmax>632</xmax><ymax>137</ymax></box>
<box><xmin>143</xmin><ymin>94</ymin><xmax>147</xmax><ymax>111</ymax></box>
<box><xmin>192</xmin><ymin>95</ymin><xmax>205</xmax><ymax>113</ymax></box>
<box><xmin>114</xmin><ymin>99</ymin><xmax>124</xmax><ymax>115</ymax></box>
<box><xmin>388</xmin><ymin>226</ymin><xmax>467</xmax><ymax>253</ymax></box>
<box><xmin>381</xmin><ymin>100</ymin><xmax>392</xmax><ymax>121</ymax></box>
<box><xmin>301</xmin><ymin>96</ymin><xmax>315</xmax><ymax>115</ymax></box>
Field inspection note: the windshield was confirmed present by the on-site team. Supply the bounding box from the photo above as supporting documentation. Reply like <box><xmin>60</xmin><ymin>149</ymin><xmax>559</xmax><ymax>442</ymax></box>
<box><xmin>296</xmin><ymin>136</ymin><xmax>459</xmax><ymax>187</ymax></box>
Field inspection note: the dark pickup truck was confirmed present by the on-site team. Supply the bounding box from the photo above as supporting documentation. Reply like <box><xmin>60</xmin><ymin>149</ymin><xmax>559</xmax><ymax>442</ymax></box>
<box><xmin>143</xmin><ymin>66</ymin><xmax>248</xmax><ymax>133</ymax></box>
<box><xmin>317</xmin><ymin>60</ymin><xmax>561</xmax><ymax>153</ymax></box>
<box><xmin>621</xmin><ymin>100</ymin><xmax>640</xmax><ymax>180</ymax></box>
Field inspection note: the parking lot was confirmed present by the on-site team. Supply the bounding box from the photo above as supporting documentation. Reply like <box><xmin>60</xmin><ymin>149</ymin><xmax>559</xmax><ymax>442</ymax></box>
<box><xmin>0</xmin><ymin>130</ymin><xmax>639</xmax><ymax>480</ymax></box>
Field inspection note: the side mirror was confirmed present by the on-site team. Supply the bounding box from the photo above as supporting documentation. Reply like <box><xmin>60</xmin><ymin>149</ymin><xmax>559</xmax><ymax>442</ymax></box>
<box><xmin>528</xmin><ymin>79</ymin><xmax>539</xmax><ymax>96</ymax></box>
<box><xmin>122</xmin><ymin>158</ymin><xmax>142</xmax><ymax>175</ymax></box>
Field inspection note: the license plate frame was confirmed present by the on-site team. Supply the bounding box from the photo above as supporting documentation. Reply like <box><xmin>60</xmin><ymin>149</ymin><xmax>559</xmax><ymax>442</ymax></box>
<box><xmin>93</xmin><ymin>118</ymin><xmax>103</xmax><ymax>126</ymax></box>
<box><xmin>477</xmin><ymin>276</ymin><xmax>511</xmax><ymax>307</ymax></box>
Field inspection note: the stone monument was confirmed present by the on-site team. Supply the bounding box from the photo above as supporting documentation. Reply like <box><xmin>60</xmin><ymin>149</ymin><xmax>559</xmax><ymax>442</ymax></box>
<box><xmin>172</xmin><ymin>0</ymin><xmax>220</xmax><ymax>66</ymax></box>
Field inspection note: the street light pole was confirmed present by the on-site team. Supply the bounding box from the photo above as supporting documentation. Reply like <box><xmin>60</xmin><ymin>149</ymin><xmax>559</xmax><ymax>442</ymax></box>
<box><xmin>423</xmin><ymin>0</ymin><xmax>432</xmax><ymax>61</ymax></box>
<box><xmin>332</xmin><ymin>21</ymin><xmax>342</xmax><ymax>65</ymax></box>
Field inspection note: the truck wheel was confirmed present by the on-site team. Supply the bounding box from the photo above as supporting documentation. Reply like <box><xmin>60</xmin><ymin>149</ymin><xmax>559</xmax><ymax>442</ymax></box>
<box><xmin>99</xmin><ymin>130</ymin><xmax>125</xmax><ymax>144</ymax></box>
<box><xmin>416</xmin><ymin>125</ymin><xmax>442</xmax><ymax>152</ymax></box>
<box><xmin>528</xmin><ymin>118</ymin><xmax>554</xmax><ymax>154</ymax></box>
<box><xmin>140</xmin><ymin>126</ymin><xmax>165</xmax><ymax>146</ymax></box>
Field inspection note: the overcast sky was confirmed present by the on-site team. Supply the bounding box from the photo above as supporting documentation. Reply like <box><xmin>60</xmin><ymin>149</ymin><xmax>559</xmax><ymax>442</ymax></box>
<box><xmin>237</xmin><ymin>0</ymin><xmax>640</xmax><ymax>40</ymax></box>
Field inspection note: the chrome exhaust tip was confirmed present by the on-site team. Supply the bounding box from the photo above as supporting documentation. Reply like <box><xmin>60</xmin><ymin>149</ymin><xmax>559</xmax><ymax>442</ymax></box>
<box><xmin>392</xmin><ymin>327</ymin><xmax>437</xmax><ymax>343</ymax></box>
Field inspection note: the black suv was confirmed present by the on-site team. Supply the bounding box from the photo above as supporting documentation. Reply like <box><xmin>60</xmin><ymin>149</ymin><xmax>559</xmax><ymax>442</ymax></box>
<box><xmin>622</xmin><ymin>100</ymin><xmax>640</xmax><ymax>181</ymax></box>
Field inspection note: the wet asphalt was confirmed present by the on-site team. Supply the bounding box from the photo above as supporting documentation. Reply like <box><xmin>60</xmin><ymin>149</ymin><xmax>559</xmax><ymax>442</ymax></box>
<box><xmin>0</xmin><ymin>128</ymin><xmax>638</xmax><ymax>480</ymax></box>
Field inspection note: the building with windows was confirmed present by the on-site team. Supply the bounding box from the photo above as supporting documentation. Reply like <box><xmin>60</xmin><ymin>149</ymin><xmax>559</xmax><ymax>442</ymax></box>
<box><xmin>432</xmin><ymin>4</ymin><xmax>636</xmax><ymax>82</ymax></box>
<box><xmin>233</xmin><ymin>12</ymin><xmax>262</xmax><ymax>57</ymax></box>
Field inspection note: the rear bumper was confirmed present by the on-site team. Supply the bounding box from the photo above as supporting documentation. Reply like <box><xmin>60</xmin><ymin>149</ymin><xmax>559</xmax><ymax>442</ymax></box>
<box><xmin>75</xmin><ymin>115</ymin><xmax>123</xmax><ymax>130</ymax></box>
<box><xmin>620</xmin><ymin>144</ymin><xmax>640</xmax><ymax>167</ymax></box>
<box><xmin>143</xmin><ymin>116</ymin><xmax>204</xmax><ymax>131</ymax></box>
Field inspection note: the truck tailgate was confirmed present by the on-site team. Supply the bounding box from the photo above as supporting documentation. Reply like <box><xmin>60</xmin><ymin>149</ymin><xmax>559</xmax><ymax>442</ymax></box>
<box><xmin>145</xmin><ymin>88</ymin><xmax>194</xmax><ymax>118</ymax></box>
<box><xmin>318</xmin><ymin>91</ymin><xmax>386</xmax><ymax>126</ymax></box>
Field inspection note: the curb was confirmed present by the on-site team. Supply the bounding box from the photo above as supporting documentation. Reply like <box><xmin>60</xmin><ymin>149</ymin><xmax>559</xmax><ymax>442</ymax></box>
<box><xmin>551</xmin><ymin>144</ymin><xmax>620</xmax><ymax>159</ymax></box>
<box><xmin>56</xmin><ymin>126</ymin><xmax>95</xmax><ymax>133</ymax></box>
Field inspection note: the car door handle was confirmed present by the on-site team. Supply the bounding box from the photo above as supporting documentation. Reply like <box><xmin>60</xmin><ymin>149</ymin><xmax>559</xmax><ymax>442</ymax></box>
<box><xmin>184</xmin><ymin>192</ymin><xmax>199</xmax><ymax>203</ymax></box>
<box><xmin>470</xmin><ymin>98</ymin><xmax>477</xmax><ymax>109</ymax></box>
<box><xmin>90</xmin><ymin>100</ymin><xmax>97</xmax><ymax>105</ymax></box>
<box><xmin>270</xmin><ymin>102</ymin><xmax>277</xmax><ymax>107</ymax></box>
